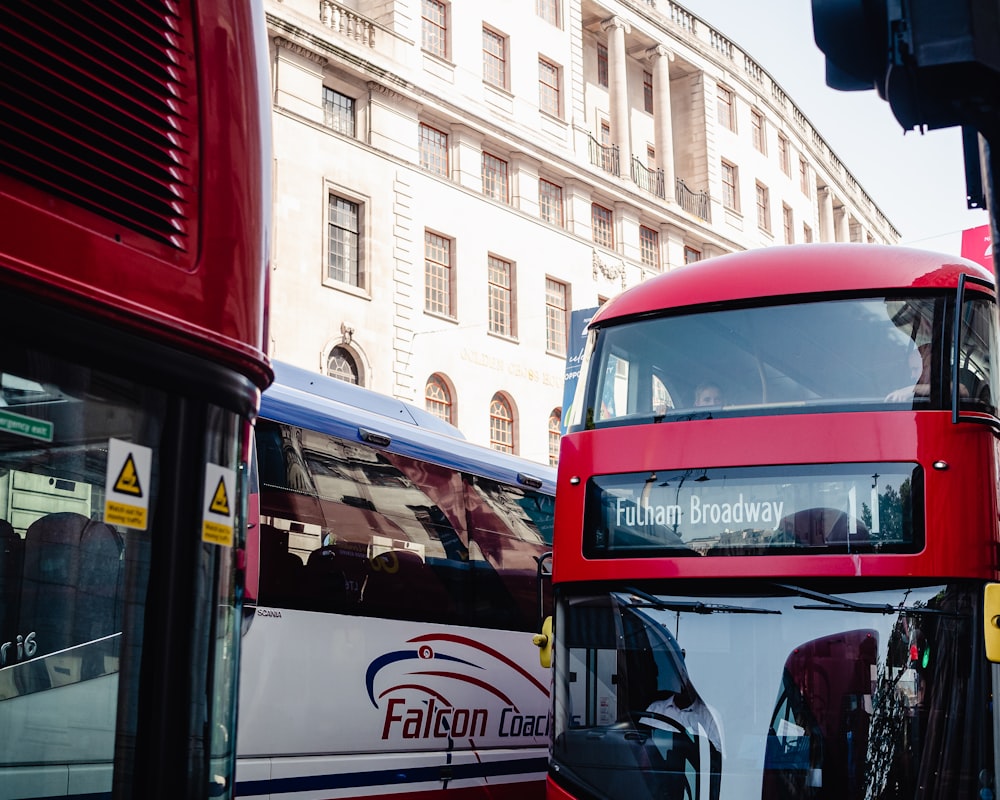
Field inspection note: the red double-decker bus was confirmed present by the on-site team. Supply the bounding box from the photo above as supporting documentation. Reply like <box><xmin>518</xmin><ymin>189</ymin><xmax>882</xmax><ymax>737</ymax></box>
<box><xmin>543</xmin><ymin>244</ymin><xmax>1000</xmax><ymax>800</ymax></box>
<box><xmin>0</xmin><ymin>2</ymin><xmax>271</xmax><ymax>797</ymax></box>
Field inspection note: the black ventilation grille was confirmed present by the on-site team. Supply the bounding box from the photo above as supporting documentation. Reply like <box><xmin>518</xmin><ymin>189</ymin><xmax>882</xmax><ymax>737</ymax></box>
<box><xmin>1</xmin><ymin>0</ymin><xmax>196</xmax><ymax>250</ymax></box>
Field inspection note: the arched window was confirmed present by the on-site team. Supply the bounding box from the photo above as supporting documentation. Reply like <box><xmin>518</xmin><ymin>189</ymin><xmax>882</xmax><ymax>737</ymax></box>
<box><xmin>489</xmin><ymin>393</ymin><xmax>514</xmax><ymax>454</ymax></box>
<box><xmin>548</xmin><ymin>408</ymin><xmax>562</xmax><ymax>466</ymax></box>
<box><xmin>425</xmin><ymin>374</ymin><xmax>453</xmax><ymax>424</ymax></box>
<box><xmin>327</xmin><ymin>346</ymin><xmax>359</xmax><ymax>384</ymax></box>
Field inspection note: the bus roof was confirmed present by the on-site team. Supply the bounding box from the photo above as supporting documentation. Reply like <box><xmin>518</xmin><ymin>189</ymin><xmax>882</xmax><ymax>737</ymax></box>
<box><xmin>263</xmin><ymin>361</ymin><xmax>556</xmax><ymax>494</ymax></box>
<box><xmin>593</xmin><ymin>244</ymin><xmax>995</xmax><ymax>326</ymax></box>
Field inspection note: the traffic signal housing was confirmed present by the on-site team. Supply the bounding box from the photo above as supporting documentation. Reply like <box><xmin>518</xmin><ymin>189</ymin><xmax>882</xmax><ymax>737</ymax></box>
<box><xmin>812</xmin><ymin>0</ymin><xmax>1000</xmax><ymax>137</ymax></box>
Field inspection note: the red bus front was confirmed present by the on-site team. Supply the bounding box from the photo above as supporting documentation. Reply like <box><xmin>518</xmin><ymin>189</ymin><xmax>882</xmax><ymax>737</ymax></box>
<box><xmin>0</xmin><ymin>1</ymin><xmax>271</xmax><ymax>797</ymax></box>
<box><xmin>548</xmin><ymin>245</ymin><xmax>1000</xmax><ymax>800</ymax></box>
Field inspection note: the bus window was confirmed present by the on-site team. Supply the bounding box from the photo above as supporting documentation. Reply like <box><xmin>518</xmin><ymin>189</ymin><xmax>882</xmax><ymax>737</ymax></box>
<box><xmin>573</xmin><ymin>294</ymin><xmax>990</xmax><ymax>430</ymax></box>
<box><xmin>956</xmin><ymin>295</ymin><xmax>998</xmax><ymax>413</ymax></box>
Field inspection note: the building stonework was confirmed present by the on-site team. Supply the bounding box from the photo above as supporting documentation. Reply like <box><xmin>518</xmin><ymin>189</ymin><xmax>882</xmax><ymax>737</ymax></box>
<box><xmin>264</xmin><ymin>0</ymin><xmax>899</xmax><ymax>465</ymax></box>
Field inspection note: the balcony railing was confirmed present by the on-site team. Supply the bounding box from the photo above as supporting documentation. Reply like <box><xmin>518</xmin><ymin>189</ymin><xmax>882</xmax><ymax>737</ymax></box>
<box><xmin>631</xmin><ymin>158</ymin><xmax>665</xmax><ymax>200</ymax></box>
<box><xmin>676</xmin><ymin>179</ymin><xmax>711</xmax><ymax>222</ymax></box>
<box><xmin>588</xmin><ymin>134</ymin><xmax>620</xmax><ymax>177</ymax></box>
<box><xmin>319</xmin><ymin>0</ymin><xmax>376</xmax><ymax>47</ymax></box>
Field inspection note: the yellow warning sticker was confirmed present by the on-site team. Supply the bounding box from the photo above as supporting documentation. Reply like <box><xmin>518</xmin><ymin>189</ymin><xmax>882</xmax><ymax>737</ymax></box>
<box><xmin>202</xmin><ymin>463</ymin><xmax>236</xmax><ymax>547</ymax></box>
<box><xmin>113</xmin><ymin>454</ymin><xmax>143</xmax><ymax>497</ymax></box>
<box><xmin>209</xmin><ymin>476</ymin><xmax>230</xmax><ymax>516</ymax></box>
<box><xmin>104</xmin><ymin>438</ymin><xmax>152</xmax><ymax>530</ymax></box>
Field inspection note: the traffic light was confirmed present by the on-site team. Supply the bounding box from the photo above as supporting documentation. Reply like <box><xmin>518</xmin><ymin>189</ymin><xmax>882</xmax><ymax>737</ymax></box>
<box><xmin>812</xmin><ymin>0</ymin><xmax>1000</xmax><ymax>136</ymax></box>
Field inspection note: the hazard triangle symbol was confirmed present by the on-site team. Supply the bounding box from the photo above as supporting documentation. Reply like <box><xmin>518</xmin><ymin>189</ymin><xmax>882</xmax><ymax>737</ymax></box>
<box><xmin>209</xmin><ymin>476</ymin><xmax>231</xmax><ymax>516</ymax></box>
<box><xmin>114</xmin><ymin>454</ymin><xmax>143</xmax><ymax>497</ymax></box>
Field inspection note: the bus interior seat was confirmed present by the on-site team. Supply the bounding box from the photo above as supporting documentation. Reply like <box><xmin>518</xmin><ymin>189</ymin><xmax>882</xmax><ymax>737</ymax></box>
<box><xmin>303</xmin><ymin>545</ymin><xmax>348</xmax><ymax>611</ymax></box>
<box><xmin>258</xmin><ymin>523</ymin><xmax>301</xmax><ymax>604</ymax></box>
<box><xmin>360</xmin><ymin>549</ymin><xmax>453</xmax><ymax>621</ymax></box>
<box><xmin>17</xmin><ymin>512</ymin><xmax>124</xmax><ymax>691</ymax></box>
<box><xmin>0</xmin><ymin>519</ymin><xmax>23</xmax><ymax>651</ymax></box>
<box><xmin>958</xmin><ymin>367</ymin><xmax>991</xmax><ymax>406</ymax></box>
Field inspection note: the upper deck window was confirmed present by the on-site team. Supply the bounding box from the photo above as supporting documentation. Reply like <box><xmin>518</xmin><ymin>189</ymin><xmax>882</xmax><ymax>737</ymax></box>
<box><xmin>569</xmin><ymin>292</ymin><xmax>997</xmax><ymax>430</ymax></box>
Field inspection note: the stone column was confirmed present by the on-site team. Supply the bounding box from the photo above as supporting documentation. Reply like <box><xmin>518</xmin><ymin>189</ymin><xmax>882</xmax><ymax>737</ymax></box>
<box><xmin>819</xmin><ymin>186</ymin><xmax>836</xmax><ymax>243</ymax></box>
<box><xmin>601</xmin><ymin>16</ymin><xmax>632</xmax><ymax>171</ymax></box>
<box><xmin>835</xmin><ymin>206</ymin><xmax>851</xmax><ymax>242</ymax></box>
<box><xmin>647</xmin><ymin>45</ymin><xmax>675</xmax><ymax>197</ymax></box>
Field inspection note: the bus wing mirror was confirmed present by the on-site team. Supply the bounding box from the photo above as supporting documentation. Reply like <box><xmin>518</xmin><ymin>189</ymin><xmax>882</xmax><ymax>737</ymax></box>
<box><xmin>533</xmin><ymin>615</ymin><xmax>553</xmax><ymax>669</ymax></box>
<box><xmin>984</xmin><ymin>584</ymin><xmax>1000</xmax><ymax>662</ymax></box>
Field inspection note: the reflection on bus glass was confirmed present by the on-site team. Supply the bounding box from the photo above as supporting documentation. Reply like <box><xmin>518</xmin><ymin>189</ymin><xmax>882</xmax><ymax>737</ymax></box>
<box><xmin>584</xmin><ymin>463</ymin><xmax>922</xmax><ymax>557</ymax></box>
<box><xmin>571</xmin><ymin>293</ymin><xmax>997</xmax><ymax>430</ymax></box>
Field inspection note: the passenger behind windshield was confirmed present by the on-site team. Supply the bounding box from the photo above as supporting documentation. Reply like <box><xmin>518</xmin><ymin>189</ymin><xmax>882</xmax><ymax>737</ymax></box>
<box><xmin>693</xmin><ymin>382</ymin><xmax>723</xmax><ymax>408</ymax></box>
<box><xmin>885</xmin><ymin>310</ymin><xmax>933</xmax><ymax>403</ymax></box>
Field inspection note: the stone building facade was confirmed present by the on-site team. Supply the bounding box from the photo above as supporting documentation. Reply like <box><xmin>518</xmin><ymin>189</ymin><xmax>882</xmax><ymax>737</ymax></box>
<box><xmin>264</xmin><ymin>0</ymin><xmax>899</xmax><ymax>465</ymax></box>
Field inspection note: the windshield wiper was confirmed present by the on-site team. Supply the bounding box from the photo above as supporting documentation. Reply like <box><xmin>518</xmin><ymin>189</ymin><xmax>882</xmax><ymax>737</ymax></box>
<box><xmin>624</xmin><ymin>587</ymin><xmax>781</xmax><ymax>615</ymax></box>
<box><xmin>772</xmin><ymin>582</ymin><xmax>965</xmax><ymax>617</ymax></box>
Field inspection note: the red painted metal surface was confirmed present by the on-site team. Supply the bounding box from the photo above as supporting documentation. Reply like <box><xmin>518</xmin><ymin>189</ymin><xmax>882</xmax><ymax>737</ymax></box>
<box><xmin>557</xmin><ymin>244</ymin><xmax>1000</xmax><ymax>584</ymax></box>
<box><xmin>593</xmin><ymin>244</ymin><xmax>992</xmax><ymax>326</ymax></box>
<box><xmin>0</xmin><ymin>0</ymin><xmax>271</xmax><ymax>387</ymax></box>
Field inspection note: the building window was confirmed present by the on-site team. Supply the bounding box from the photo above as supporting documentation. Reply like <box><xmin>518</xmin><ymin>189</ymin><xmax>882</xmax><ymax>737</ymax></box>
<box><xmin>803</xmin><ymin>223</ymin><xmax>813</xmax><ymax>243</ymax></box>
<box><xmin>750</xmin><ymin>109</ymin><xmax>765</xmax><ymax>153</ymax></box>
<box><xmin>489</xmin><ymin>393</ymin><xmax>514</xmax><ymax>454</ymax></box>
<box><xmin>545</xmin><ymin>278</ymin><xmax>568</xmax><ymax>355</ymax></box>
<box><xmin>800</xmin><ymin>157</ymin><xmax>810</xmax><ymax>196</ymax></box>
<box><xmin>639</xmin><ymin>225</ymin><xmax>660</xmax><ymax>269</ymax></box>
<box><xmin>592</xmin><ymin>203</ymin><xmax>614</xmax><ymax>248</ymax></box>
<box><xmin>483</xmin><ymin>26</ymin><xmax>507</xmax><ymax>89</ymax></box>
<box><xmin>756</xmin><ymin>182</ymin><xmax>771</xmax><ymax>232</ymax></box>
<box><xmin>419</xmin><ymin>123</ymin><xmax>449</xmax><ymax>176</ymax></box>
<box><xmin>783</xmin><ymin>203</ymin><xmax>794</xmax><ymax>244</ymax></box>
<box><xmin>425</xmin><ymin>374</ymin><xmax>453</xmax><ymax>424</ymax></box>
<box><xmin>327</xmin><ymin>194</ymin><xmax>361</xmax><ymax>287</ymax></box>
<box><xmin>548</xmin><ymin>409</ymin><xmax>561</xmax><ymax>466</ymax></box>
<box><xmin>538</xmin><ymin>57</ymin><xmax>561</xmax><ymax>117</ymax></box>
<box><xmin>647</xmin><ymin>145</ymin><xmax>656</xmax><ymax>169</ymax></box>
<box><xmin>536</xmin><ymin>0</ymin><xmax>559</xmax><ymax>27</ymax></box>
<box><xmin>717</xmin><ymin>84</ymin><xmax>736</xmax><ymax>131</ymax></box>
<box><xmin>643</xmin><ymin>71</ymin><xmax>654</xmax><ymax>113</ymax></box>
<box><xmin>481</xmin><ymin>151</ymin><xmax>509</xmax><ymax>203</ymax></box>
<box><xmin>488</xmin><ymin>255</ymin><xmax>514</xmax><ymax>337</ymax></box>
<box><xmin>539</xmin><ymin>178</ymin><xmax>564</xmax><ymax>227</ymax></box>
<box><xmin>778</xmin><ymin>133</ymin><xmax>791</xmax><ymax>176</ymax></box>
<box><xmin>684</xmin><ymin>246</ymin><xmax>702</xmax><ymax>264</ymax></box>
<box><xmin>421</xmin><ymin>0</ymin><xmax>448</xmax><ymax>59</ymax></box>
<box><xmin>597</xmin><ymin>43</ymin><xmax>608</xmax><ymax>87</ymax></box>
<box><xmin>599</xmin><ymin>119</ymin><xmax>614</xmax><ymax>172</ymax></box>
<box><xmin>424</xmin><ymin>230</ymin><xmax>453</xmax><ymax>317</ymax></box>
<box><xmin>327</xmin><ymin>346</ymin><xmax>359</xmax><ymax>385</ymax></box>
<box><xmin>322</xmin><ymin>87</ymin><xmax>355</xmax><ymax>136</ymax></box>
<box><xmin>721</xmin><ymin>160</ymin><xmax>738</xmax><ymax>211</ymax></box>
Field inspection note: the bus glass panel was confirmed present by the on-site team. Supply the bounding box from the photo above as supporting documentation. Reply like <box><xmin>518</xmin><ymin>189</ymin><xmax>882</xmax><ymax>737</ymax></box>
<box><xmin>572</xmin><ymin>294</ymin><xmax>998</xmax><ymax>430</ymax></box>
<box><xmin>584</xmin><ymin>463</ymin><xmax>922</xmax><ymax>556</ymax></box>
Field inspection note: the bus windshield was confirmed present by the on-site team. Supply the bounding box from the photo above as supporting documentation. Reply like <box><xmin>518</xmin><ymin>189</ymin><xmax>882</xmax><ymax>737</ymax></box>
<box><xmin>569</xmin><ymin>293</ymin><xmax>997</xmax><ymax>430</ymax></box>
<box><xmin>552</xmin><ymin>582</ymin><xmax>990</xmax><ymax>800</ymax></box>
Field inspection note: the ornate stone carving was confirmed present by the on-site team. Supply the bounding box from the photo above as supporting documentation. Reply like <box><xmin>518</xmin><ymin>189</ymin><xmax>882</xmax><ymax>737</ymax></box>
<box><xmin>273</xmin><ymin>37</ymin><xmax>327</xmax><ymax>66</ymax></box>
<box><xmin>592</xmin><ymin>250</ymin><xmax>627</xmax><ymax>289</ymax></box>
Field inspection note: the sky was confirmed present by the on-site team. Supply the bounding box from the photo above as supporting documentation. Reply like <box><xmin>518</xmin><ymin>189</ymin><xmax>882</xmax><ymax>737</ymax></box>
<box><xmin>677</xmin><ymin>0</ymin><xmax>990</xmax><ymax>255</ymax></box>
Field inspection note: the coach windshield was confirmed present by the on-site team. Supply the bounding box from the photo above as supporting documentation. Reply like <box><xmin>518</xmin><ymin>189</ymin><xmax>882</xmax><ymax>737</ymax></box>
<box><xmin>568</xmin><ymin>292</ymin><xmax>997</xmax><ymax>430</ymax></box>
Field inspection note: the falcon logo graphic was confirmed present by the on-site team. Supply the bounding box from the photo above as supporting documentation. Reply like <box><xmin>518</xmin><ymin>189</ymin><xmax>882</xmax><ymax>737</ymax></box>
<box><xmin>365</xmin><ymin>632</ymin><xmax>550</xmax><ymax>741</ymax></box>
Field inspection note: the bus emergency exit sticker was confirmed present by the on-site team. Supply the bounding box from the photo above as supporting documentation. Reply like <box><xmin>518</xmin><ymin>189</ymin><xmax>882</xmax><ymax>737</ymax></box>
<box><xmin>104</xmin><ymin>438</ymin><xmax>152</xmax><ymax>530</ymax></box>
<box><xmin>202</xmin><ymin>463</ymin><xmax>236</xmax><ymax>547</ymax></box>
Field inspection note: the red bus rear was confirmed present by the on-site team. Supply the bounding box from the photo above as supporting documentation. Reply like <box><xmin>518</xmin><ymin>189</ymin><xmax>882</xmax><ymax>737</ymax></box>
<box><xmin>0</xmin><ymin>2</ymin><xmax>271</xmax><ymax>797</ymax></box>
<box><xmin>546</xmin><ymin>244</ymin><xmax>1000</xmax><ymax>800</ymax></box>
